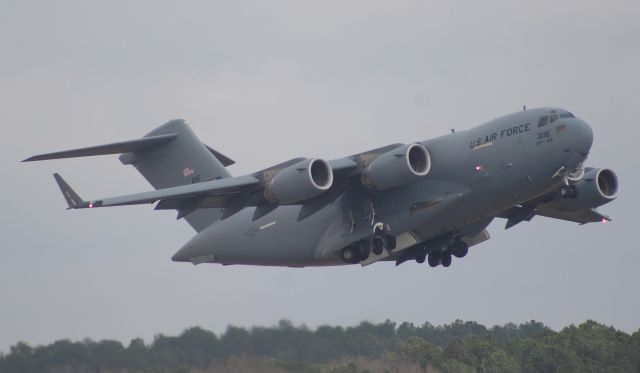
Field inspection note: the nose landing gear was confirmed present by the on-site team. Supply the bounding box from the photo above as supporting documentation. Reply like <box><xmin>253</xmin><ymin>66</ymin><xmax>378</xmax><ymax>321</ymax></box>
<box><xmin>559</xmin><ymin>184</ymin><xmax>578</xmax><ymax>199</ymax></box>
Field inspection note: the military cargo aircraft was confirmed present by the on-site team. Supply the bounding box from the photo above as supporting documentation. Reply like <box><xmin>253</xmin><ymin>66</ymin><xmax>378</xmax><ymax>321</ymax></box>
<box><xmin>25</xmin><ymin>108</ymin><xmax>618</xmax><ymax>267</ymax></box>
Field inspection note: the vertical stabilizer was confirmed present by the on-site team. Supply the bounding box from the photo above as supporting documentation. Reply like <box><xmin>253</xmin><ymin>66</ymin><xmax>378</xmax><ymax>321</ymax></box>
<box><xmin>120</xmin><ymin>120</ymin><xmax>231</xmax><ymax>231</ymax></box>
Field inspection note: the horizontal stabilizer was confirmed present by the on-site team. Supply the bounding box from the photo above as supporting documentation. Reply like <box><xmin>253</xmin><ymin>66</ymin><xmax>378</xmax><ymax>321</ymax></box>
<box><xmin>53</xmin><ymin>173</ymin><xmax>89</xmax><ymax>209</ymax></box>
<box><xmin>23</xmin><ymin>134</ymin><xmax>177</xmax><ymax>162</ymax></box>
<box><xmin>204</xmin><ymin>144</ymin><xmax>235</xmax><ymax>167</ymax></box>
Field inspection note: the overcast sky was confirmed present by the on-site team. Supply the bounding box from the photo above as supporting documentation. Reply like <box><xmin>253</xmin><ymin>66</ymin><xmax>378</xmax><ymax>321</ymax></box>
<box><xmin>1</xmin><ymin>0</ymin><xmax>638</xmax><ymax>352</ymax></box>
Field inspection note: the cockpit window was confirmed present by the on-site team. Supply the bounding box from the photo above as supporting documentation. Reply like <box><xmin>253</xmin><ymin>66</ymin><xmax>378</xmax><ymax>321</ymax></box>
<box><xmin>538</xmin><ymin>116</ymin><xmax>549</xmax><ymax>127</ymax></box>
<box><xmin>560</xmin><ymin>112</ymin><xmax>575</xmax><ymax>118</ymax></box>
<box><xmin>550</xmin><ymin>113</ymin><xmax>559</xmax><ymax>123</ymax></box>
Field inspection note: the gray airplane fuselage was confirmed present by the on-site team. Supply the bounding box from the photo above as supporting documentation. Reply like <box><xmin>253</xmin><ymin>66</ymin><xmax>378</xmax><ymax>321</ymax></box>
<box><xmin>173</xmin><ymin>108</ymin><xmax>593</xmax><ymax>266</ymax></box>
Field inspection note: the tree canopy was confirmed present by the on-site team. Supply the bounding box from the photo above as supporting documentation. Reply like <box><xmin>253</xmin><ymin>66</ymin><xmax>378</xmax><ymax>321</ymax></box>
<box><xmin>0</xmin><ymin>320</ymin><xmax>638</xmax><ymax>373</ymax></box>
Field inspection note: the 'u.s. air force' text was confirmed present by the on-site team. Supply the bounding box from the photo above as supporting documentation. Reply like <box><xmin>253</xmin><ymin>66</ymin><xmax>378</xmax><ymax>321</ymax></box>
<box><xmin>470</xmin><ymin>123</ymin><xmax>531</xmax><ymax>149</ymax></box>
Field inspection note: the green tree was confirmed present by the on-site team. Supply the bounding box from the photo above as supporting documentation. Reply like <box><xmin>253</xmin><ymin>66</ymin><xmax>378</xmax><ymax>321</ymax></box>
<box><xmin>124</xmin><ymin>337</ymin><xmax>149</xmax><ymax>371</ymax></box>
<box><xmin>395</xmin><ymin>336</ymin><xmax>443</xmax><ymax>369</ymax></box>
<box><xmin>445</xmin><ymin>336</ymin><xmax>520</xmax><ymax>373</ymax></box>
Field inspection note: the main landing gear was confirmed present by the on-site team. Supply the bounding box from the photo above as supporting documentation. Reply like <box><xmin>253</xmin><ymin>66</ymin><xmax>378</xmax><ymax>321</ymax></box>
<box><xmin>339</xmin><ymin>233</ymin><xmax>396</xmax><ymax>264</ymax></box>
<box><xmin>424</xmin><ymin>240</ymin><xmax>469</xmax><ymax>268</ymax></box>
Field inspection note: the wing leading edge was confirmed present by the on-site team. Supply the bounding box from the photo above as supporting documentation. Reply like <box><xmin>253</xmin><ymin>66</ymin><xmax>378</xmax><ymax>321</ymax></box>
<box><xmin>53</xmin><ymin>173</ymin><xmax>261</xmax><ymax>210</ymax></box>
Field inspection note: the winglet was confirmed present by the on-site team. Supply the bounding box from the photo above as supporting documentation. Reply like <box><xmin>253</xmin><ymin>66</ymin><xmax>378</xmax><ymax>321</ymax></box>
<box><xmin>53</xmin><ymin>173</ymin><xmax>89</xmax><ymax>209</ymax></box>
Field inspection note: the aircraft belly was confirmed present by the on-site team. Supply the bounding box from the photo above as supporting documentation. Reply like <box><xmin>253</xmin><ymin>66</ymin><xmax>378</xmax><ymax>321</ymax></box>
<box><xmin>176</xmin><ymin>205</ymin><xmax>344</xmax><ymax>266</ymax></box>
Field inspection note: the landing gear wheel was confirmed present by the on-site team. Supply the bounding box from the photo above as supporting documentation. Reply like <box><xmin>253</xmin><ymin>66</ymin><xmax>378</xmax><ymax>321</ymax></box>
<box><xmin>358</xmin><ymin>242</ymin><xmax>370</xmax><ymax>261</ymax></box>
<box><xmin>559</xmin><ymin>184</ymin><xmax>577</xmax><ymax>199</ymax></box>
<box><xmin>427</xmin><ymin>253</ymin><xmax>440</xmax><ymax>267</ymax></box>
<box><xmin>453</xmin><ymin>242</ymin><xmax>469</xmax><ymax>258</ymax></box>
<box><xmin>386</xmin><ymin>235</ymin><xmax>397</xmax><ymax>251</ymax></box>
<box><xmin>372</xmin><ymin>237</ymin><xmax>385</xmax><ymax>255</ymax></box>
<box><xmin>340</xmin><ymin>247</ymin><xmax>359</xmax><ymax>264</ymax></box>
<box><xmin>416</xmin><ymin>250</ymin><xmax>427</xmax><ymax>264</ymax></box>
<box><xmin>441</xmin><ymin>253</ymin><xmax>452</xmax><ymax>267</ymax></box>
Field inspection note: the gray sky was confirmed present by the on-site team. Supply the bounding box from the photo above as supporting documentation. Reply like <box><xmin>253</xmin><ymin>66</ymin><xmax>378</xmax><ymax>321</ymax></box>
<box><xmin>1</xmin><ymin>0</ymin><xmax>638</xmax><ymax>352</ymax></box>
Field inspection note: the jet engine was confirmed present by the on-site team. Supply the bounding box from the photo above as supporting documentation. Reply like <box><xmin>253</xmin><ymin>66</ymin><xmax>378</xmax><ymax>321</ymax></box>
<box><xmin>264</xmin><ymin>158</ymin><xmax>333</xmax><ymax>204</ymax></box>
<box><xmin>558</xmin><ymin>168</ymin><xmax>619</xmax><ymax>211</ymax></box>
<box><xmin>361</xmin><ymin>143</ymin><xmax>431</xmax><ymax>190</ymax></box>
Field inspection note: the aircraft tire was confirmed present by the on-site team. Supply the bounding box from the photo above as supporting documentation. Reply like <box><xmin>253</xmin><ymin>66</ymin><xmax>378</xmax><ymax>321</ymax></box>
<box><xmin>340</xmin><ymin>247</ymin><xmax>359</xmax><ymax>264</ymax></box>
<box><xmin>569</xmin><ymin>185</ymin><xmax>578</xmax><ymax>198</ymax></box>
<box><xmin>358</xmin><ymin>242</ymin><xmax>370</xmax><ymax>261</ymax></box>
<box><xmin>559</xmin><ymin>185</ymin><xmax>578</xmax><ymax>199</ymax></box>
<box><xmin>372</xmin><ymin>238</ymin><xmax>384</xmax><ymax>256</ymax></box>
<box><xmin>427</xmin><ymin>253</ymin><xmax>440</xmax><ymax>267</ymax></box>
<box><xmin>453</xmin><ymin>242</ymin><xmax>469</xmax><ymax>258</ymax></box>
<box><xmin>441</xmin><ymin>253</ymin><xmax>452</xmax><ymax>267</ymax></box>
<box><xmin>416</xmin><ymin>250</ymin><xmax>426</xmax><ymax>264</ymax></box>
<box><xmin>386</xmin><ymin>235</ymin><xmax>397</xmax><ymax>251</ymax></box>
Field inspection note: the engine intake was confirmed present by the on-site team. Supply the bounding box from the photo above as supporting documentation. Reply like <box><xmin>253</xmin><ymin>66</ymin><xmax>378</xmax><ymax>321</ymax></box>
<box><xmin>559</xmin><ymin>168</ymin><xmax>619</xmax><ymax>211</ymax></box>
<box><xmin>596</xmin><ymin>168</ymin><xmax>619</xmax><ymax>198</ymax></box>
<box><xmin>362</xmin><ymin>143</ymin><xmax>431</xmax><ymax>190</ymax></box>
<box><xmin>264</xmin><ymin>158</ymin><xmax>333</xmax><ymax>204</ymax></box>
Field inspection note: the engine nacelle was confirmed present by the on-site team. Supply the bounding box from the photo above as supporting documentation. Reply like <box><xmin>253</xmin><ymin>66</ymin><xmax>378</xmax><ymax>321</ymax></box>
<box><xmin>559</xmin><ymin>168</ymin><xmax>619</xmax><ymax>211</ymax></box>
<box><xmin>361</xmin><ymin>143</ymin><xmax>431</xmax><ymax>190</ymax></box>
<box><xmin>264</xmin><ymin>158</ymin><xmax>333</xmax><ymax>204</ymax></box>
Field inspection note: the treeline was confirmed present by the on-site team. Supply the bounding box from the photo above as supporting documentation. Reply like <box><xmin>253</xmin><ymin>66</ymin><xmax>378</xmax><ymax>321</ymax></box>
<box><xmin>1</xmin><ymin>319</ymin><xmax>639</xmax><ymax>373</ymax></box>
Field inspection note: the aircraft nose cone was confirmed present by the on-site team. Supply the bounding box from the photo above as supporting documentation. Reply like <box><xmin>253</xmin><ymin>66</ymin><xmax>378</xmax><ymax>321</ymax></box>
<box><xmin>574</xmin><ymin>119</ymin><xmax>593</xmax><ymax>154</ymax></box>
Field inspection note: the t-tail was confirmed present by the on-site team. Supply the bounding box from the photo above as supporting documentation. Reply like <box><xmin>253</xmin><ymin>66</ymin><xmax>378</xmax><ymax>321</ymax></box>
<box><xmin>24</xmin><ymin>119</ymin><xmax>234</xmax><ymax>232</ymax></box>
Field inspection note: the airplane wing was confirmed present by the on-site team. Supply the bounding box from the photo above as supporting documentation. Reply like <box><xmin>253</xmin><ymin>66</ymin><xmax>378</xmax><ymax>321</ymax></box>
<box><xmin>42</xmin><ymin>139</ymin><xmax>404</xmax><ymax>221</ymax></box>
<box><xmin>50</xmin><ymin>152</ymin><xmax>361</xmax><ymax>220</ymax></box>
<box><xmin>53</xmin><ymin>173</ymin><xmax>261</xmax><ymax>211</ymax></box>
<box><xmin>52</xmin><ymin>155</ymin><xmax>359</xmax><ymax>220</ymax></box>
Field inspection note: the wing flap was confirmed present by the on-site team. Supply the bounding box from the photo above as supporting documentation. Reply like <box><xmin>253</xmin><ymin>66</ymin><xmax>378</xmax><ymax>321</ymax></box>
<box><xmin>536</xmin><ymin>206</ymin><xmax>611</xmax><ymax>224</ymax></box>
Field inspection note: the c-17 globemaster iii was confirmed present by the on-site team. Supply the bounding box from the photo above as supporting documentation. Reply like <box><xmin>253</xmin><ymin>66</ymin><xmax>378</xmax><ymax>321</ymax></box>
<box><xmin>25</xmin><ymin>108</ymin><xmax>618</xmax><ymax>268</ymax></box>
